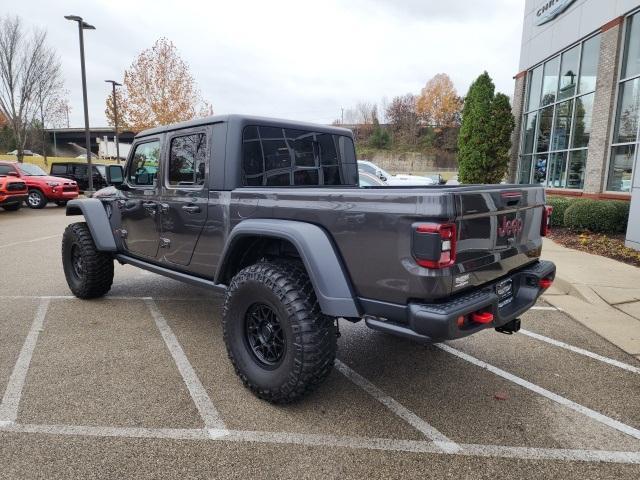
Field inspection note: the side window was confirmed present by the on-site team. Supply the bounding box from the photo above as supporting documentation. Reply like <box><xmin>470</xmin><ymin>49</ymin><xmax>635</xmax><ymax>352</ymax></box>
<box><xmin>50</xmin><ymin>164</ymin><xmax>67</xmax><ymax>175</ymax></box>
<box><xmin>167</xmin><ymin>133</ymin><xmax>207</xmax><ymax>187</ymax></box>
<box><xmin>128</xmin><ymin>141</ymin><xmax>160</xmax><ymax>186</ymax></box>
<box><xmin>74</xmin><ymin>164</ymin><xmax>88</xmax><ymax>181</ymax></box>
<box><xmin>0</xmin><ymin>165</ymin><xmax>14</xmax><ymax>175</ymax></box>
<box><xmin>241</xmin><ymin>126</ymin><xmax>357</xmax><ymax>186</ymax></box>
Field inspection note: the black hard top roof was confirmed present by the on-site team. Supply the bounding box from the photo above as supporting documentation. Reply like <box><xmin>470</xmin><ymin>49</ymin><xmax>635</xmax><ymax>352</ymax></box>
<box><xmin>136</xmin><ymin>114</ymin><xmax>353</xmax><ymax>138</ymax></box>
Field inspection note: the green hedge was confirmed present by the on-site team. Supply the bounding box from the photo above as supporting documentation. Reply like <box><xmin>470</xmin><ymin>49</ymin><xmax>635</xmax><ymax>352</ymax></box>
<box><xmin>546</xmin><ymin>196</ymin><xmax>574</xmax><ymax>227</ymax></box>
<box><xmin>563</xmin><ymin>199</ymin><xmax>629</xmax><ymax>233</ymax></box>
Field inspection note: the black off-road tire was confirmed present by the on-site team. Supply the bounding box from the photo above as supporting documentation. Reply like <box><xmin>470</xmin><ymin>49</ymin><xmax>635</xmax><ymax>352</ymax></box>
<box><xmin>62</xmin><ymin>222</ymin><xmax>114</xmax><ymax>299</ymax></box>
<box><xmin>27</xmin><ymin>189</ymin><xmax>47</xmax><ymax>209</ymax></box>
<box><xmin>2</xmin><ymin>203</ymin><xmax>21</xmax><ymax>211</ymax></box>
<box><xmin>223</xmin><ymin>261</ymin><xmax>337</xmax><ymax>404</ymax></box>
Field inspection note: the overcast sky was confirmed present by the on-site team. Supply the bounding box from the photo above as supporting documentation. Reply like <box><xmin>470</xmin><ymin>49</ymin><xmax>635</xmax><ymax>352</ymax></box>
<box><xmin>4</xmin><ymin>0</ymin><xmax>525</xmax><ymax>127</ymax></box>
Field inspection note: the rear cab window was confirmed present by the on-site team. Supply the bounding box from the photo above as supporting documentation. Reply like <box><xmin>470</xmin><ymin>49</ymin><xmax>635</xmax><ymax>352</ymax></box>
<box><xmin>241</xmin><ymin>126</ymin><xmax>357</xmax><ymax>186</ymax></box>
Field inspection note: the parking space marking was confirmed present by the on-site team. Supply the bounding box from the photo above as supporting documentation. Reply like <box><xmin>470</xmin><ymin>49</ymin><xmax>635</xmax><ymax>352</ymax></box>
<box><xmin>145</xmin><ymin>299</ymin><xmax>226</xmax><ymax>432</ymax></box>
<box><xmin>520</xmin><ymin>329</ymin><xmax>640</xmax><ymax>374</ymax></box>
<box><xmin>0</xmin><ymin>234</ymin><xmax>61</xmax><ymax>249</ymax></box>
<box><xmin>0</xmin><ymin>423</ymin><xmax>639</xmax><ymax>464</ymax></box>
<box><xmin>0</xmin><ymin>298</ymin><xmax>50</xmax><ymax>423</ymax></box>
<box><xmin>334</xmin><ymin>359</ymin><xmax>460</xmax><ymax>453</ymax></box>
<box><xmin>436</xmin><ymin>343</ymin><xmax>640</xmax><ymax>440</ymax></box>
<box><xmin>530</xmin><ymin>306</ymin><xmax>559</xmax><ymax>311</ymax></box>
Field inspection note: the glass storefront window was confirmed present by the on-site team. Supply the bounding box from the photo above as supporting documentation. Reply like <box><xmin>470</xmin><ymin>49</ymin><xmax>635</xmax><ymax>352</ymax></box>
<box><xmin>613</xmin><ymin>78</ymin><xmax>640</xmax><ymax>144</ymax></box>
<box><xmin>579</xmin><ymin>35</ymin><xmax>600</xmax><ymax>93</ymax></box>
<box><xmin>527</xmin><ymin>65</ymin><xmax>543</xmax><ymax>111</ymax></box>
<box><xmin>541</xmin><ymin>56</ymin><xmax>560</xmax><ymax>106</ymax></box>
<box><xmin>536</xmin><ymin>106</ymin><xmax>554</xmax><ymax>153</ymax></box>
<box><xmin>547</xmin><ymin>151</ymin><xmax>568</xmax><ymax>187</ymax></box>
<box><xmin>559</xmin><ymin>46</ymin><xmax>580</xmax><ymax>100</ymax></box>
<box><xmin>522</xmin><ymin>112</ymin><xmax>537</xmax><ymax>154</ymax></box>
<box><xmin>551</xmin><ymin>100</ymin><xmax>573</xmax><ymax>151</ymax></box>
<box><xmin>607</xmin><ymin>145</ymin><xmax>635</xmax><ymax>192</ymax></box>
<box><xmin>518</xmin><ymin>155</ymin><xmax>533</xmax><ymax>184</ymax></box>
<box><xmin>622</xmin><ymin>13</ymin><xmax>640</xmax><ymax>79</ymax></box>
<box><xmin>533</xmin><ymin>154</ymin><xmax>548</xmax><ymax>184</ymax></box>
<box><xmin>518</xmin><ymin>33</ymin><xmax>600</xmax><ymax>188</ymax></box>
<box><xmin>572</xmin><ymin>93</ymin><xmax>594</xmax><ymax>148</ymax></box>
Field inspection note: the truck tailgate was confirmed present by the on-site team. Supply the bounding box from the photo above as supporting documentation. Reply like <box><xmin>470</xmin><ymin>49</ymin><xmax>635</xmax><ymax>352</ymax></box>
<box><xmin>451</xmin><ymin>186</ymin><xmax>546</xmax><ymax>293</ymax></box>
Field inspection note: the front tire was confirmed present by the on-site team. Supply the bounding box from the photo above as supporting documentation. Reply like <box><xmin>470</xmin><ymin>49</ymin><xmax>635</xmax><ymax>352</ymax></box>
<box><xmin>62</xmin><ymin>222</ymin><xmax>114</xmax><ymax>299</ymax></box>
<box><xmin>223</xmin><ymin>261</ymin><xmax>337</xmax><ymax>404</ymax></box>
<box><xmin>27</xmin><ymin>189</ymin><xmax>47</xmax><ymax>209</ymax></box>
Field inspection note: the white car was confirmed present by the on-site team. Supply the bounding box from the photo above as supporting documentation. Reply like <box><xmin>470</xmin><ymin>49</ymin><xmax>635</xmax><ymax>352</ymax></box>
<box><xmin>357</xmin><ymin>160</ymin><xmax>434</xmax><ymax>186</ymax></box>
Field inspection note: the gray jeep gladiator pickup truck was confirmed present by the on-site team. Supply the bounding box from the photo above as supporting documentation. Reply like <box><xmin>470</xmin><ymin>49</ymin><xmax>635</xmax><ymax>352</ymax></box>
<box><xmin>62</xmin><ymin>114</ymin><xmax>555</xmax><ymax>403</ymax></box>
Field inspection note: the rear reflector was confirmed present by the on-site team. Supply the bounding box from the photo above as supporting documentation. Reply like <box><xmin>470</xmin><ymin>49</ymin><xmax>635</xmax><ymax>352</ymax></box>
<box><xmin>539</xmin><ymin>278</ymin><xmax>553</xmax><ymax>289</ymax></box>
<box><xmin>471</xmin><ymin>311</ymin><xmax>494</xmax><ymax>324</ymax></box>
<box><xmin>541</xmin><ymin>205</ymin><xmax>553</xmax><ymax>236</ymax></box>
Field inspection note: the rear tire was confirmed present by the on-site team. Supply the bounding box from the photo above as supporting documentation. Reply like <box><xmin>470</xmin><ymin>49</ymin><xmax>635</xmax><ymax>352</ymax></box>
<box><xmin>55</xmin><ymin>201</ymin><xmax>67</xmax><ymax>207</ymax></box>
<box><xmin>2</xmin><ymin>203</ymin><xmax>21</xmax><ymax>211</ymax></box>
<box><xmin>27</xmin><ymin>189</ymin><xmax>47</xmax><ymax>209</ymax></box>
<box><xmin>223</xmin><ymin>261</ymin><xmax>337</xmax><ymax>404</ymax></box>
<box><xmin>62</xmin><ymin>222</ymin><xmax>114</xmax><ymax>299</ymax></box>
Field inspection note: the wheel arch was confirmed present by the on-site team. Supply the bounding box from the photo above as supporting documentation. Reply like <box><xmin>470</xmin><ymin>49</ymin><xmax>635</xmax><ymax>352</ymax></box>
<box><xmin>216</xmin><ymin>219</ymin><xmax>361</xmax><ymax>318</ymax></box>
<box><xmin>65</xmin><ymin>198</ymin><xmax>117</xmax><ymax>252</ymax></box>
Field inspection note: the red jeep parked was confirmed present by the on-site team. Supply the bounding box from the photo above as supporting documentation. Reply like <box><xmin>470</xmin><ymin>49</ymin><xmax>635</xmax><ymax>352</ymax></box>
<box><xmin>0</xmin><ymin>173</ymin><xmax>28</xmax><ymax>211</ymax></box>
<box><xmin>0</xmin><ymin>161</ymin><xmax>79</xmax><ymax>209</ymax></box>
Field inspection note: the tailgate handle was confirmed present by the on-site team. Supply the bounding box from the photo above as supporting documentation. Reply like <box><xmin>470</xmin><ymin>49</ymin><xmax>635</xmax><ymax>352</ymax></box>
<box><xmin>501</xmin><ymin>191</ymin><xmax>521</xmax><ymax>206</ymax></box>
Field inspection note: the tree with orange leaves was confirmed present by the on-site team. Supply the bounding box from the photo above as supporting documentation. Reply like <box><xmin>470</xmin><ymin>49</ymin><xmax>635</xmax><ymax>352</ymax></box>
<box><xmin>105</xmin><ymin>38</ymin><xmax>212</xmax><ymax>132</ymax></box>
<box><xmin>416</xmin><ymin>73</ymin><xmax>462</xmax><ymax>128</ymax></box>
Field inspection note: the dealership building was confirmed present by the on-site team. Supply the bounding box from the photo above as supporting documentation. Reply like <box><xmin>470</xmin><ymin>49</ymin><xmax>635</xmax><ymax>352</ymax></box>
<box><xmin>510</xmin><ymin>0</ymin><xmax>640</xmax><ymax>249</ymax></box>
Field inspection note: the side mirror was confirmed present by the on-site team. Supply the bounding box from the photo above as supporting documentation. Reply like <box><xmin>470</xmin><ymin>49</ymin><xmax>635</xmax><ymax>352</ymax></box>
<box><xmin>106</xmin><ymin>164</ymin><xmax>124</xmax><ymax>187</ymax></box>
<box><xmin>7</xmin><ymin>171</ymin><xmax>19</xmax><ymax>177</ymax></box>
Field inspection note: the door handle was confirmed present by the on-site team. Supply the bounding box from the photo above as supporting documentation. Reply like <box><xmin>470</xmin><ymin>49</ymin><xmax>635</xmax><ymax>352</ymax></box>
<box><xmin>182</xmin><ymin>204</ymin><xmax>201</xmax><ymax>214</ymax></box>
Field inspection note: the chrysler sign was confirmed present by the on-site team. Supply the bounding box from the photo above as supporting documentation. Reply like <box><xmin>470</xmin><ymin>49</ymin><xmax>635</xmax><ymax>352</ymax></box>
<box><xmin>535</xmin><ymin>0</ymin><xmax>577</xmax><ymax>26</ymax></box>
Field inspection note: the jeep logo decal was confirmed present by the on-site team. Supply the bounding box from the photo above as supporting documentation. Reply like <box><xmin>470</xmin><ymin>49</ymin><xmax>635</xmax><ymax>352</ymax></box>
<box><xmin>498</xmin><ymin>217</ymin><xmax>523</xmax><ymax>238</ymax></box>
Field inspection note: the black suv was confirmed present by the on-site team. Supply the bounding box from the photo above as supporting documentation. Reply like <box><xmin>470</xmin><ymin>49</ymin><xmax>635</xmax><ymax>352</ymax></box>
<box><xmin>50</xmin><ymin>162</ymin><xmax>109</xmax><ymax>192</ymax></box>
<box><xmin>61</xmin><ymin>114</ymin><xmax>555</xmax><ymax>404</ymax></box>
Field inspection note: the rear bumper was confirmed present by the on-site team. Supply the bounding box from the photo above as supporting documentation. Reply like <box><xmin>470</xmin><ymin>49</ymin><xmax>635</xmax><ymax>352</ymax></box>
<box><xmin>364</xmin><ymin>260</ymin><xmax>556</xmax><ymax>342</ymax></box>
<box><xmin>0</xmin><ymin>193</ymin><xmax>27</xmax><ymax>206</ymax></box>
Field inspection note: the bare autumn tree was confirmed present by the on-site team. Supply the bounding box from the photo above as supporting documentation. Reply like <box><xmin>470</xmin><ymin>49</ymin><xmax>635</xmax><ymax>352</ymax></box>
<box><xmin>416</xmin><ymin>73</ymin><xmax>462</xmax><ymax>128</ymax></box>
<box><xmin>0</xmin><ymin>15</ymin><xmax>62</xmax><ymax>162</ymax></box>
<box><xmin>106</xmin><ymin>38</ymin><xmax>212</xmax><ymax>132</ymax></box>
<box><xmin>386</xmin><ymin>94</ymin><xmax>419</xmax><ymax>145</ymax></box>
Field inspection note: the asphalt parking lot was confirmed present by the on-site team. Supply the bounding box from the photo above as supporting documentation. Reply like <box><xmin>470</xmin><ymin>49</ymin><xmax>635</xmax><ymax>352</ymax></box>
<box><xmin>0</xmin><ymin>206</ymin><xmax>639</xmax><ymax>479</ymax></box>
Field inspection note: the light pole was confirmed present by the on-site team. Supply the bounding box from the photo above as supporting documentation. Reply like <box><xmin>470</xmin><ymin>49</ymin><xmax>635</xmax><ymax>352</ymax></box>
<box><xmin>65</xmin><ymin>15</ymin><xmax>95</xmax><ymax>193</ymax></box>
<box><xmin>105</xmin><ymin>80</ymin><xmax>122</xmax><ymax>163</ymax></box>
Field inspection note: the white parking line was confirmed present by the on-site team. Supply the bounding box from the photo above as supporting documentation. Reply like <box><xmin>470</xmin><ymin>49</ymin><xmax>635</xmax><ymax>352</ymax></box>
<box><xmin>334</xmin><ymin>359</ymin><xmax>460</xmax><ymax>453</ymax></box>
<box><xmin>530</xmin><ymin>306</ymin><xmax>559</xmax><ymax>311</ymax></box>
<box><xmin>0</xmin><ymin>234</ymin><xmax>61</xmax><ymax>249</ymax></box>
<box><xmin>145</xmin><ymin>298</ymin><xmax>226</xmax><ymax>432</ymax></box>
<box><xmin>521</xmin><ymin>329</ymin><xmax>640</xmax><ymax>374</ymax></box>
<box><xmin>436</xmin><ymin>343</ymin><xmax>640</xmax><ymax>440</ymax></box>
<box><xmin>0</xmin><ymin>298</ymin><xmax>50</xmax><ymax>423</ymax></box>
<box><xmin>1</xmin><ymin>423</ymin><xmax>639</xmax><ymax>464</ymax></box>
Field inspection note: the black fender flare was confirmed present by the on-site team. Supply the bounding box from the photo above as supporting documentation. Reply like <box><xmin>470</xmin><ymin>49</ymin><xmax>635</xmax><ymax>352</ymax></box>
<box><xmin>66</xmin><ymin>199</ymin><xmax>117</xmax><ymax>252</ymax></box>
<box><xmin>216</xmin><ymin>219</ymin><xmax>360</xmax><ymax>318</ymax></box>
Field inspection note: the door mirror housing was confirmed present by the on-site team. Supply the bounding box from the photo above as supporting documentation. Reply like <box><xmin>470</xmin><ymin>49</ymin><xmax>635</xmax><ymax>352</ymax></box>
<box><xmin>7</xmin><ymin>171</ymin><xmax>19</xmax><ymax>177</ymax></box>
<box><xmin>106</xmin><ymin>164</ymin><xmax>124</xmax><ymax>187</ymax></box>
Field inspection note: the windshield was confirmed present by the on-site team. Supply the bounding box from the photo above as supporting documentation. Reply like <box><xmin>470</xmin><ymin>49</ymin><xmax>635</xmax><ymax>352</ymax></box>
<box><xmin>17</xmin><ymin>163</ymin><xmax>47</xmax><ymax>176</ymax></box>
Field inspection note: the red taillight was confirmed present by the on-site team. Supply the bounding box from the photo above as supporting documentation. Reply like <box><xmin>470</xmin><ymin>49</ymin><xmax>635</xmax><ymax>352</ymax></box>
<box><xmin>414</xmin><ymin>223</ymin><xmax>457</xmax><ymax>269</ymax></box>
<box><xmin>539</xmin><ymin>278</ymin><xmax>553</xmax><ymax>289</ymax></box>
<box><xmin>541</xmin><ymin>205</ymin><xmax>553</xmax><ymax>236</ymax></box>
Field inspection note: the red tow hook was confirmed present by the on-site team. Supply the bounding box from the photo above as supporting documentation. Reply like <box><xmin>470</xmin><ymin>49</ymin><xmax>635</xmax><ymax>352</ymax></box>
<box><xmin>471</xmin><ymin>311</ymin><xmax>494</xmax><ymax>324</ymax></box>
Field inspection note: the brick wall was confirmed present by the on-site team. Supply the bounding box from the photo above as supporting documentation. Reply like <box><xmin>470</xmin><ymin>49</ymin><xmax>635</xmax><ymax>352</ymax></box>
<box><xmin>508</xmin><ymin>72</ymin><xmax>527</xmax><ymax>183</ymax></box>
<box><xmin>583</xmin><ymin>18</ymin><xmax>624</xmax><ymax>193</ymax></box>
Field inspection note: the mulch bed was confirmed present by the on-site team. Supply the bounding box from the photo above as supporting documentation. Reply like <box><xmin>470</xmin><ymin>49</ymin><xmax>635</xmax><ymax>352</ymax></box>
<box><xmin>548</xmin><ymin>227</ymin><xmax>640</xmax><ymax>268</ymax></box>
